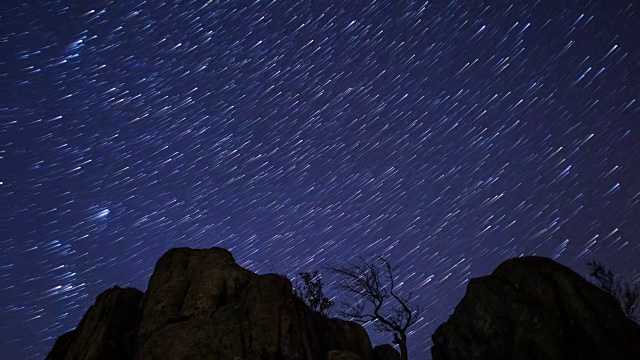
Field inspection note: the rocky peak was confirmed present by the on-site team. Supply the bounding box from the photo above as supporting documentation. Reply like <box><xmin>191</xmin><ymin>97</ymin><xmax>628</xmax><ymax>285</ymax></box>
<box><xmin>431</xmin><ymin>256</ymin><xmax>640</xmax><ymax>360</ymax></box>
<box><xmin>46</xmin><ymin>286</ymin><xmax>143</xmax><ymax>360</ymax></box>
<box><xmin>47</xmin><ymin>247</ymin><xmax>399</xmax><ymax>360</ymax></box>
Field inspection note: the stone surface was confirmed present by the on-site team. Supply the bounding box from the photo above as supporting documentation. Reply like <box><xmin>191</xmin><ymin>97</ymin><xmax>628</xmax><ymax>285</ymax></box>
<box><xmin>431</xmin><ymin>256</ymin><xmax>640</xmax><ymax>360</ymax></box>
<box><xmin>136</xmin><ymin>247</ymin><xmax>372</xmax><ymax>360</ymax></box>
<box><xmin>135</xmin><ymin>247</ymin><xmax>254</xmax><ymax>354</ymax></box>
<box><xmin>48</xmin><ymin>247</ymin><xmax>378</xmax><ymax>360</ymax></box>
<box><xmin>46</xmin><ymin>286</ymin><xmax>143</xmax><ymax>360</ymax></box>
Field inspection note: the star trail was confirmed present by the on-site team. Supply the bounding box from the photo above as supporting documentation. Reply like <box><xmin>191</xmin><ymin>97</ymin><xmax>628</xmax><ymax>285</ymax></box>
<box><xmin>3</xmin><ymin>1</ymin><xmax>639</xmax><ymax>358</ymax></box>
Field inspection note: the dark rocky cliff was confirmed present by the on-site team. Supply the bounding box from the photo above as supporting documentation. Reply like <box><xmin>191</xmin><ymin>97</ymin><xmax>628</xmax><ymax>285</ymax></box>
<box><xmin>47</xmin><ymin>250</ymin><xmax>639</xmax><ymax>360</ymax></box>
<box><xmin>47</xmin><ymin>286</ymin><xmax>143</xmax><ymax>360</ymax></box>
<box><xmin>47</xmin><ymin>247</ymin><xmax>399</xmax><ymax>360</ymax></box>
<box><xmin>431</xmin><ymin>256</ymin><xmax>640</xmax><ymax>360</ymax></box>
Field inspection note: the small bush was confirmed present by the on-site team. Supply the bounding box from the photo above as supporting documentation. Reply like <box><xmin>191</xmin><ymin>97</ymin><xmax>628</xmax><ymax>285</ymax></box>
<box><xmin>294</xmin><ymin>271</ymin><xmax>333</xmax><ymax>315</ymax></box>
<box><xmin>587</xmin><ymin>261</ymin><xmax>639</xmax><ymax>322</ymax></box>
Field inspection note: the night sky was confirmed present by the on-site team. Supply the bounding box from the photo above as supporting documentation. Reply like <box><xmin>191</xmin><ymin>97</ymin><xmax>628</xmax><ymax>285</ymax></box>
<box><xmin>3</xmin><ymin>0</ymin><xmax>640</xmax><ymax>359</ymax></box>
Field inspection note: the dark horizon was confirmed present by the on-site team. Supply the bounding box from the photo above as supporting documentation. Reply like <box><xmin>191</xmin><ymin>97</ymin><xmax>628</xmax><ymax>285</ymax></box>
<box><xmin>3</xmin><ymin>1</ymin><xmax>640</xmax><ymax>359</ymax></box>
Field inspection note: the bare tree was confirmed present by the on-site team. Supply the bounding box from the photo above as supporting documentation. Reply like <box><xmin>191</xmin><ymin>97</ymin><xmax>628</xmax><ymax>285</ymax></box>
<box><xmin>329</xmin><ymin>256</ymin><xmax>421</xmax><ymax>360</ymax></box>
<box><xmin>295</xmin><ymin>271</ymin><xmax>334</xmax><ymax>315</ymax></box>
<box><xmin>587</xmin><ymin>261</ymin><xmax>639</xmax><ymax>322</ymax></box>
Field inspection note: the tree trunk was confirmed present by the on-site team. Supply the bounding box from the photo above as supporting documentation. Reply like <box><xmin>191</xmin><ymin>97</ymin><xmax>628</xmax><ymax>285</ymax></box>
<box><xmin>399</xmin><ymin>334</ymin><xmax>408</xmax><ymax>360</ymax></box>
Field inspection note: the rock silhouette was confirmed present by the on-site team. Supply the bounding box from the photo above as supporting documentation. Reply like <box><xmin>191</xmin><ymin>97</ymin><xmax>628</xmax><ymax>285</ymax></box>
<box><xmin>431</xmin><ymin>256</ymin><xmax>640</xmax><ymax>360</ymax></box>
<box><xmin>47</xmin><ymin>287</ymin><xmax>143</xmax><ymax>360</ymax></box>
<box><xmin>47</xmin><ymin>247</ymin><xmax>400</xmax><ymax>360</ymax></box>
<box><xmin>47</xmin><ymin>250</ymin><xmax>640</xmax><ymax>360</ymax></box>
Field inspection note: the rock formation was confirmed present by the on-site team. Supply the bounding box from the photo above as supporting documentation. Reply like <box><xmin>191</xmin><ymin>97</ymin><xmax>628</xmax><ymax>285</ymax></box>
<box><xmin>47</xmin><ymin>287</ymin><xmax>143</xmax><ymax>360</ymax></box>
<box><xmin>47</xmin><ymin>247</ymin><xmax>399</xmax><ymax>360</ymax></box>
<box><xmin>431</xmin><ymin>256</ymin><xmax>640</xmax><ymax>360</ymax></box>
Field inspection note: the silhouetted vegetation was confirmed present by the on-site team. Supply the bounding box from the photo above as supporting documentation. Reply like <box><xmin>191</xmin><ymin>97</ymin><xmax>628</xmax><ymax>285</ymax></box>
<box><xmin>587</xmin><ymin>261</ymin><xmax>639</xmax><ymax>322</ymax></box>
<box><xmin>294</xmin><ymin>271</ymin><xmax>334</xmax><ymax>315</ymax></box>
<box><xmin>329</xmin><ymin>256</ymin><xmax>421</xmax><ymax>360</ymax></box>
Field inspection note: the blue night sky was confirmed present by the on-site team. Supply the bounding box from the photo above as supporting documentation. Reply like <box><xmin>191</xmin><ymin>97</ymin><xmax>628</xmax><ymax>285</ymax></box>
<box><xmin>3</xmin><ymin>1</ymin><xmax>639</xmax><ymax>359</ymax></box>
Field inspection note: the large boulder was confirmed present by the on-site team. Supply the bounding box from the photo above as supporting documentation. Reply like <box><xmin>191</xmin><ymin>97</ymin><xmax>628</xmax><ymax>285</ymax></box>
<box><xmin>48</xmin><ymin>247</ymin><xmax>378</xmax><ymax>360</ymax></box>
<box><xmin>432</xmin><ymin>256</ymin><xmax>640</xmax><ymax>360</ymax></box>
<box><xmin>46</xmin><ymin>286</ymin><xmax>143</xmax><ymax>360</ymax></box>
<box><xmin>136</xmin><ymin>247</ymin><xmax>372</xmax><ymax>360</ymax></box>
<box><xmin>134</xmin><ymin>247</ymin><xmax>254</xmax><ymax>355</ymax></box>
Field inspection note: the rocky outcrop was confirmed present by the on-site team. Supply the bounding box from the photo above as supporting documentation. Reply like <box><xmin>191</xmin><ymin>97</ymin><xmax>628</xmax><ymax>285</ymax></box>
<box><xmin>136</xmin><ymin>247</ymin><xmax>372</xmax><ymax>359</ymax></box>
<box><xmin>432</xmin><ymin>256</ymin><xmax>640</xmax><ymax>360</ymax></box>
<box><xmin>46</xmin><ymin>287</ymin><xmax>143</xmax><ymax>360</ymax></box>
<box><xmin>48</xmin><ymin>247</ymin><xmax>386</xmax><ymax>360</ymax></box>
